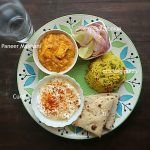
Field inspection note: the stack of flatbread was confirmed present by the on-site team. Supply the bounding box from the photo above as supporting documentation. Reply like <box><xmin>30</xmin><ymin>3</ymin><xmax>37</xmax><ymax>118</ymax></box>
<box><xmin>73</xmin><ymin>93</ymin><xmax>119</xmax><ymax>137</ymax></box>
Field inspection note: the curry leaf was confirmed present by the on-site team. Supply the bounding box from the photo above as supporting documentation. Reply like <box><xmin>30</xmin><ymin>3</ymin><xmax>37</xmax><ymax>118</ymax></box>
<box><xmin>124</xmin><ymin>82</ymin><xmax>134</xmax><ymax>94</ymax></box>
<box><xmin>115</xmin><ymin>113</ymin><xmax>120</xmax><ymax>119</ymax></box>
<box><xmin>68</xmin><ymin>125</ymin><xmax>83</xmax><ymax>133</ymax></box>
<box><xmin>72</xmin><ymin>20</ymin><xmax>82</xmax><ymax>32</ymax></box>
<box><xmin>59</xmin><ymin>25</ymin><xmax>71</xmax><ymax>34</ymax></box>
<box><xmin>108</xmin><ymin>30</ymin><xmax>112</xmax><ymax>41</ymax></box>
<box><xmin>38</xmin><ymin>69</ymin><xmax>47</xmax><ymax>81</ymax></box>
<box><xmin>25</xmin><ymin>88</ymin><xmax>34</xmax><ymax>95</ymax></box>
<box><xmin>126</xmin><ymin>72</ymin><xmax>135</xmax><ymax>80</ymax></box>
<box><xmin>26</xmin><ymin>56</ymin><xmax>34</xmax><ymax>62</ymax></box>
<box><xmin>112</xmin><ymin>41</ymin><xmax>126</xmax><ymax>48</ymax></box>
<box><xmin>68</xmin><ymin>125</ymin><xmax>75</xmax><ymax>132</ymax></box>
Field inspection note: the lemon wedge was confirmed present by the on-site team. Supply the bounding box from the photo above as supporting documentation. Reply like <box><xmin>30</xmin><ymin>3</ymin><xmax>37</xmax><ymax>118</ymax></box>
<box><xmin>78</xmin><ymin>41</ymin><xmax>94</xmax><ymax>59</ymax></box>
<box><xmin>74</xmin><ymin>30</ymin><xmax>93</xmax><ymax>47</ymax></box>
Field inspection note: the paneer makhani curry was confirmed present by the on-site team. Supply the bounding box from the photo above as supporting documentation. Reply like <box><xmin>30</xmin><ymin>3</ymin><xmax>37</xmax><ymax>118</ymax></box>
<box><xmin>38</xmin><ymin>33</ymin><xmax>75</xmax><ymax>72</ymax></box>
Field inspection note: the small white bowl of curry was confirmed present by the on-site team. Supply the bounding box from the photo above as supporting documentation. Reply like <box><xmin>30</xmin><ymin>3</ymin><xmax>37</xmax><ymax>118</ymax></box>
<box><xmin>33</xmin><ymin>29</ymin><xmax>78</xmax><ymax>74</ymax></box>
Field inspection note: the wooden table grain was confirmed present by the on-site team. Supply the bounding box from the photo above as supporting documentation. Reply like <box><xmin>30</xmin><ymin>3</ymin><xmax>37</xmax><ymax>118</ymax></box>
<box><xmin>0</xmin><ymin>0</ymin><xmax>150</xmax><ymax>149</ymax></box>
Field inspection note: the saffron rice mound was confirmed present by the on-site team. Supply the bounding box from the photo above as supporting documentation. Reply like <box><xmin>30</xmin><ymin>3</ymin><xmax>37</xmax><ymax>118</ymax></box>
<box><xmin>85</xmin><ymin>51</ymin><xmax>126</xmax><ymax>92</ymax></box>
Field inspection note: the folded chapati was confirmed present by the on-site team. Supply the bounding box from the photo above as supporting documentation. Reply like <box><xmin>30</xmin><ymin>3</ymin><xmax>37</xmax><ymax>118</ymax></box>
<box><xmin>95</xmin><ymin>93</ymin><xmax>119</xmax><ymax>129</ymax></box>
<box><xmin>73</xmin><ymin>93</ymin><xmax>119</xmax><ymax>137</ymax></box>
<box><xmin>105</xmin><ymin>94</ymin><xmax>119</xmax><ymax>129</ymax></box>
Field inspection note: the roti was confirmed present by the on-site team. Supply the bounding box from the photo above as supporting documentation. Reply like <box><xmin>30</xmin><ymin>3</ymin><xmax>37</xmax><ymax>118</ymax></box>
<box><xmin>73</xmin><ymin>93</ymin><xmax>119</xmax><ymax>137</ymax></box>
<box><xmin>105</xmin><ymin>94</ymin><xmax>119</xmax><ymax>129</ymax></box>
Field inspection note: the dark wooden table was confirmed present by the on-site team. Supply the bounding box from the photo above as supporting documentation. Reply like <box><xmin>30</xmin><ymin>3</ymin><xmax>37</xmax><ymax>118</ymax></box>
<box><xmin>0</xmin><ymin>0</ymin><xmax>150</xmax><ymax>149</ymax></box>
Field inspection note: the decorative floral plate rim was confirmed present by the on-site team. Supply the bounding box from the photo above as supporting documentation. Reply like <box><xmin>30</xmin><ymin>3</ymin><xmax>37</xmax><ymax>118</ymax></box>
<box><xmin>17</xmin><ymin>14</ymin><xmax>143</xmax><ymax>139</ymax></box>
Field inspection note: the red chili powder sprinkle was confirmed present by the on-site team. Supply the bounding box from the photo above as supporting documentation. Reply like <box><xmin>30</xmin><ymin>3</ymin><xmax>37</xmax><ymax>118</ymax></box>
<box><xmin>41</xmin><ymin>92</ymin><xmax>59</xmax><ymax>111</ymax></box>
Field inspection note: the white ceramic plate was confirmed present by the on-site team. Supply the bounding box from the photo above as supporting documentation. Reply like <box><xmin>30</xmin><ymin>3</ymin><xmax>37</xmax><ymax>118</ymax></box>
<box><xmin>17</xmin><ymin>14</ymin><xmax>142</xmax><ymax>139</ymax></box>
